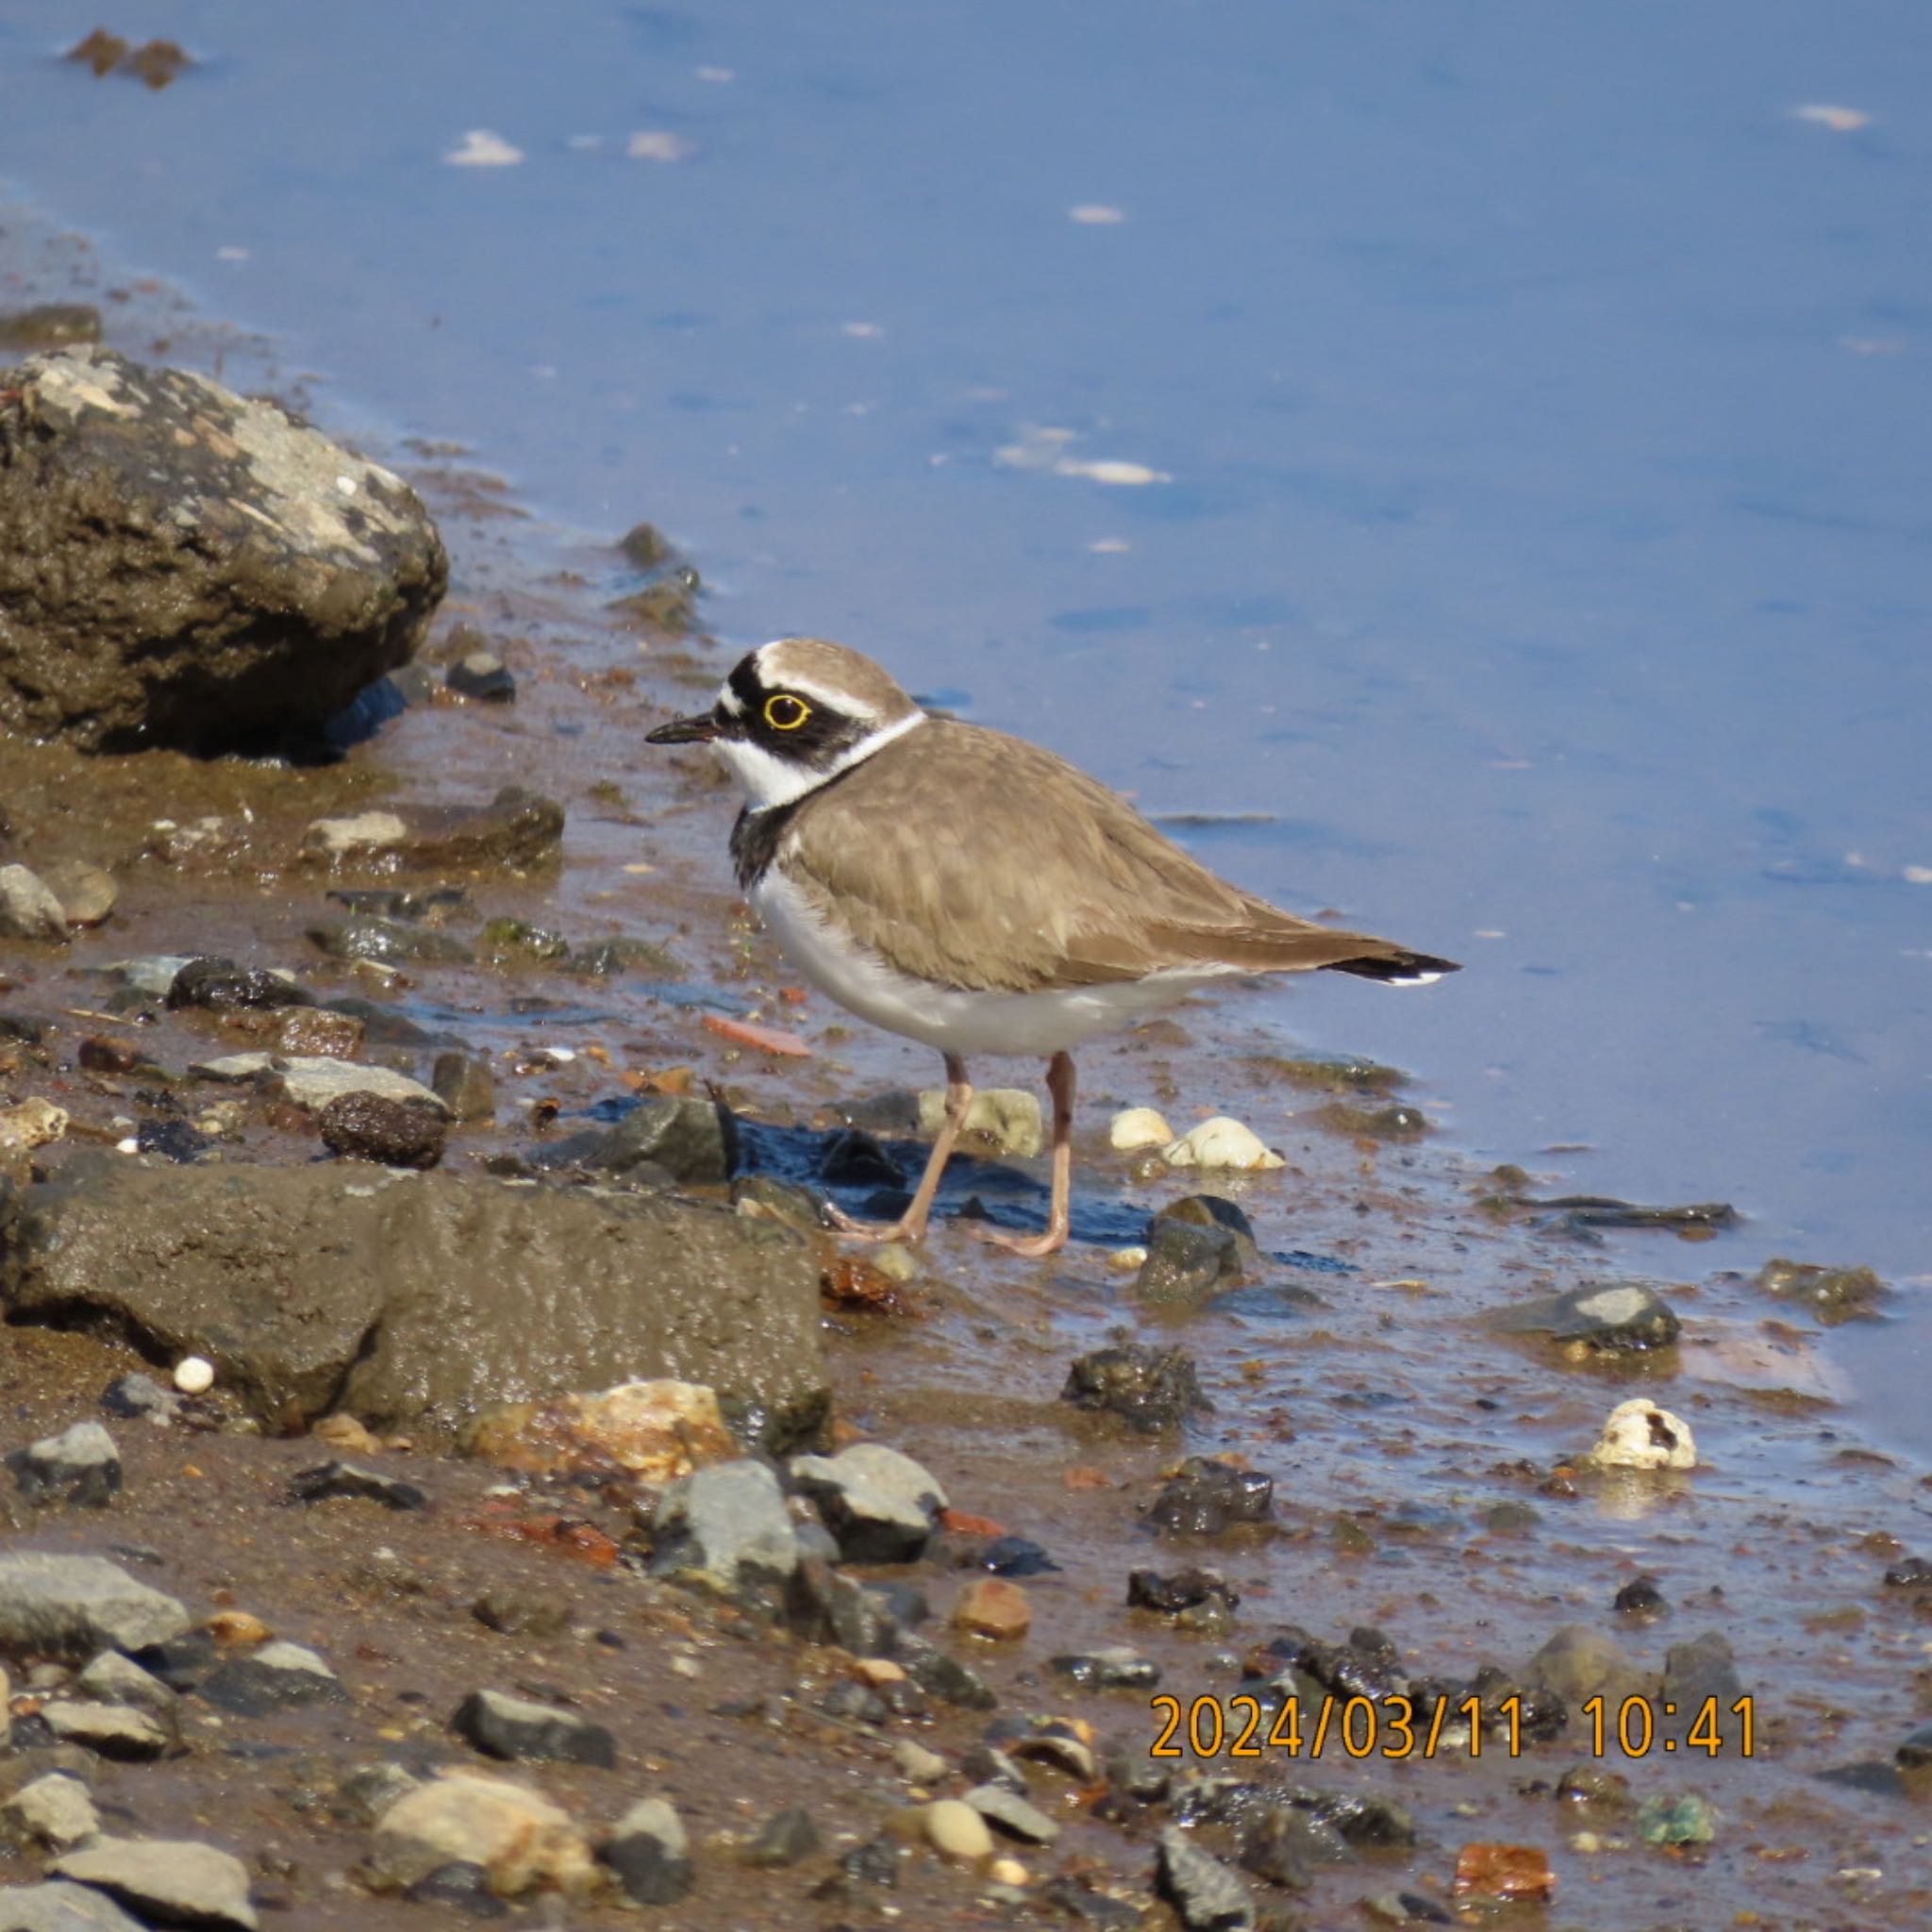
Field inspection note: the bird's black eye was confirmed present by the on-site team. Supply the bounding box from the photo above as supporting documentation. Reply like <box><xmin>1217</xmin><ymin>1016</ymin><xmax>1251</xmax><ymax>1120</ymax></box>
<box><xmin>763</xmin><ymin>692</ymin><xmax>811</xmax><ymax>731</ymax></box>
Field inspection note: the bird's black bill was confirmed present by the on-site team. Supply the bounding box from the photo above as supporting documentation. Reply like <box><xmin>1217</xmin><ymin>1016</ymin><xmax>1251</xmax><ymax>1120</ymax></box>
<box><xmin>645</xmin><ymin>711</ymin><xmax>723</xmax><ymax>745</ymax></box>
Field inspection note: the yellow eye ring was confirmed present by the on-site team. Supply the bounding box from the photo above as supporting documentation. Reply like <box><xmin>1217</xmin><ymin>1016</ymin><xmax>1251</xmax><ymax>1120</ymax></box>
<box><xmin>763</xmin><ymin>692</ymin><xmax>811</xmax><ymax>731</ymax></box>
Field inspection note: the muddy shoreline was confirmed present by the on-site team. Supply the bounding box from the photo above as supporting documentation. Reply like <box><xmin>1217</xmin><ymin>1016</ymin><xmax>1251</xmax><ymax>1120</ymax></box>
<box><xmin>1</xmin><ymin>206</ymin><xmax>1929</xmax><ymax>1931</ymax></box>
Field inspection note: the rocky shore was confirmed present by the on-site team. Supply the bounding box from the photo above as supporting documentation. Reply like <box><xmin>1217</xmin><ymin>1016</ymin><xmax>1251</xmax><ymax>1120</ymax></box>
<box><xmin>0</xmin><ymin>287</ymin><xmax>1927</xmax><ymax>1932</ymax></box>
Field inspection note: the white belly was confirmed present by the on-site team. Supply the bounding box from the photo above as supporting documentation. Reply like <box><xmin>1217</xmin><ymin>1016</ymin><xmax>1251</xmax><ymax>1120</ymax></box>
<box><xmin>751</xmin><ymin>870</ymin><xmax>1237</xmax><ymax>1058</ymax></box>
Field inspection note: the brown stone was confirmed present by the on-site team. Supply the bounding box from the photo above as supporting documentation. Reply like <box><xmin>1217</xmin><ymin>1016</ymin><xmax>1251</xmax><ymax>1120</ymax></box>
<box><xmin>1453</xmin><ymin>1842</ymin><xmax>1556</xmax><ymax>1902</ymax></box>
<box><xmin>953</xmin><ymin>1577</ymin><xmax>1031</xmax><ymax>1642</ymax></box>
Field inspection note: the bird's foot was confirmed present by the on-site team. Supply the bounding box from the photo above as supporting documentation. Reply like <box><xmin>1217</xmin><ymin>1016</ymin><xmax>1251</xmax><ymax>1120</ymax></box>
<box><xmin>823</xmin><ymin>1202</ymin><xmax>927</xmax><ymax>1244</ymax></box>
<box><xmin>964</xmin><ymin>1221</ymin><xmax>1068</xmax><ymax>1259</ymax></box>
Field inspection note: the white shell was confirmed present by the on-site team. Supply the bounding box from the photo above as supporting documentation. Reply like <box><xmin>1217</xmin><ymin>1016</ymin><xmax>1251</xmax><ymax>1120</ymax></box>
<box><xmin>173</xmin><ymin>1356</ymin><xmax>216</xmax><ymax>1395</ymax></box>
<box><xmin>1160</xmin><ymin>1116</ymin><xmax>1286</xmax><ymax>1171</ymax></box>
<box><xmin>1108</xmin><ymin>1107</ymin><xmax>1174</xmax><ymax>1152</ymax></box>
<box><xmin>1587</xmin><ymin>1398</ymin><xmax>1696</xmax><ymax>1471</ymax></box>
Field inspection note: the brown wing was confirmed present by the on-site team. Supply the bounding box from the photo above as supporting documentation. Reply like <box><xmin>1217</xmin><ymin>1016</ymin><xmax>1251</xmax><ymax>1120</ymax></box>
<box><xmin>779</xmin><ymin>720</ymin><xmax>1452</xmax><ymax>993</ymax></box>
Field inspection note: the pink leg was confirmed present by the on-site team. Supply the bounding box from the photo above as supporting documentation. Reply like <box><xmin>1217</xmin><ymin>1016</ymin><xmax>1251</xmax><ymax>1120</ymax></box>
<box><xmin>825</xmin><ymin>1054</ymin><xmax>971</xmax><ymax>1245</ymax></box>
<box><xmin>968</xmin><ymin>1050</ymin><xmax>1074</xmax><ymax>1258</ymax></box>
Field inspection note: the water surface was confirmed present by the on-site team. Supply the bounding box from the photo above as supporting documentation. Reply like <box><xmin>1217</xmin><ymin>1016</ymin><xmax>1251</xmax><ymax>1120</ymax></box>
<box><xmin>2</xmin><ymin>0</ymin><xmax>1926</xmax><ymax>1441</ymax></box>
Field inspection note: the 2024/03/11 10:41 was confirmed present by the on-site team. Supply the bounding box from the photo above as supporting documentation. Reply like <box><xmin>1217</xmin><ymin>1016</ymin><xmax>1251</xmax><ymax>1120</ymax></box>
<box><xmin>1148</xmin><ymin>1691</ymin><xmax>1757</xmax><ymax>1760</ymax></box>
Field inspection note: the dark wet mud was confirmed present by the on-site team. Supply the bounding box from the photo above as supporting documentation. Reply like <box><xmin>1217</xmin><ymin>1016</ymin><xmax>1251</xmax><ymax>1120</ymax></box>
<box><xmin>1</xmin><ymin>215</ymin><xmax>1929</xmax><ymax>1932</ymax></box>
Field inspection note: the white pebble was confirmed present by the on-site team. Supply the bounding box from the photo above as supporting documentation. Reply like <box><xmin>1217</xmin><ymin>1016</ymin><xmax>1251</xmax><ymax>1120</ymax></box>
<box><xmin>1161</xmin><ymin>1116</ymin><xmax>1286</xmax><ymax>1171</ymax></box>
<box><xmin>1108</xmin><ymin>1107</ymin><xmax>1173</xmax><ymax>1152</ymax></box>
<box><xmin>924</xmin><ymin>1797</ymin><xmax>993</xmax><ymax>1862</ymax></box>
<box><xmin>173</xmin><ymin>1356</ymin><xmax>215</xmax><ymax>1395</ymax></box>
<box><xmin>1587</xmin><ymin>1398</ymin><xmax>1696</xmax><ymax>1471</ymax></box>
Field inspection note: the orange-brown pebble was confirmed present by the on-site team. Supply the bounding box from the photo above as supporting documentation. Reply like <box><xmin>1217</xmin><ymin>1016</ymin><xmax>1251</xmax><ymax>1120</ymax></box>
<box><xmin>953</xmin><ymin>1577</ymin><xmax>1032</xmax><ymax>1641</ymax></box>
<box><xmin>204</xmin><ymin>1610</ymin><xmax>273</xmax><ymax>1646</ymax></box>
<box><xmin>1453</xmin><ymin>1843</ymin><xmax>1556</xmax><ymax>1902</ymax></box>
<box><xmin>855</xmin><ymin>1657</ymin><xmax>907</xmax><ymax>1686</ymax></box>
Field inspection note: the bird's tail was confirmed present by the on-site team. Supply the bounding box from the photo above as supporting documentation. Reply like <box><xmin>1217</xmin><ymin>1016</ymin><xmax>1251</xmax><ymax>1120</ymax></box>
<box><xmin>1324</xmin><ymin>947</ymin><xmax>1460</xmax><ymax>986</ymax></box>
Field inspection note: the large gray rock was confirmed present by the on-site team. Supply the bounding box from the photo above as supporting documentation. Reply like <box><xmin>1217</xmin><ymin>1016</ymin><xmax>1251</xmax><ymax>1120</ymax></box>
<box><xmin>1156</xmin><ymin>1827</ymin><xmax>1255</xmax><ymax>1931</ymax></box>
<box><xmin>50</xmin><ymin>1840</ymin><xmax>255</xmax><ymax>1932</ymax></box>
<box><xmin>651</xmin><ymin>1459</ymin><xmax>799</xmax><ymax>1592</ymax></box>
<box><xmin>0</xmin><ymin>1882</ymin><xmax>145</xmax><ymax>1932</ymax></box>
<box><xmin>790</xmin><ymin>1443</ymin><xmax>947</xmax><ymax>1563</ymax></box>
<box><xmin>0</xmin><ymin>1555</ymin><xmax>189</xmax><ymax>1658</ymax></box>
<box><xmin>0</xmin><ymin>347</ymin><xmax>445</xmax><ymax>752</ymax></box>
<box><xmin>0</xmin><ymin>1161</ymin><xmax>825</xmax><ymax>1439</ymax></box>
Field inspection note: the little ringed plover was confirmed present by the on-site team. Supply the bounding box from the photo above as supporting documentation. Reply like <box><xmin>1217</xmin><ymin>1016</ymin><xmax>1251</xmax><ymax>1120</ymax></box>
<box><xmin>647</xmin><ymin>638</ymin><xmax>1457</xmax><ymax>1257</ymax></box>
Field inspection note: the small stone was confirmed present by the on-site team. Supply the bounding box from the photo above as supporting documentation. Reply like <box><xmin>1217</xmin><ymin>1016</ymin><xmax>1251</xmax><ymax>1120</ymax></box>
<box><xmin>953</xmin><ymin>1577</ymin><xmax>1031</xmax><ymax>1641</ymax></box>
<box><xmin>541</xmin><ymin>1093</ymin><xmax>737</xmax><ymax>1186</ymax></box>
<box><xmin>1638</xmin><ymin>1793</ymin><xmax>1717</xmax><ymax>1845</ymax></box>
<box><xmin>401</xmin><ymin>1863</ymin><xmax>507</xmax><ymax>1919</ymax></box>
<box><xmin>302</xmin><ymin>915</ymin><xmax>474</xmax><ymax>966</ymax></box>
<box><xmin>1160</xmin><ymin>1117</ymin><xmax>1284</xmax><ymax>1171</ymax></box>
<box><xmin>1127</xmin><ymin>1566</ymin><xmax>1239</xmax><ymax>1618</ymax></box>
<box><xmin>199</xmin><ymin>1641</ymin><xmax>345</xmax><ymax>1716</ymax></box>
<box><xmin>924</xmin><ymin>1799</ymin><xmax>993</xmax><ymax>1862</ymax></box>
<box><xmin>603</xmin><ymin>1797</ymin><xmax>692</xmax><ymax>1906</ymax></box>
<box><xmin>316</xmin><ymin>1091</ymin><xmax>448</xmax><ymax>1169</ymax></box>
<box><xmin>371</xmin><ymin>1772</ymin><xmax>596</xmax><ymax>1898</ymax></box>
<box><xmin>991</xmin><ymin>1856</ymin><xmax>1029</xmax><ymax>1887</ymax></box>
<box><xmin>272</xmin><ymin>1007</ymin><xmax>364</xmax><ymax>1058</ymax></box>
<box><xmin>0</xmin><ymin>1881</ymin><xmax>147</xmax><ymax>1931</ymax></box>
<box><xmin>38</xmin><ymin>1703</ymin><xmax>171</xmax><ymax>1763</ymax></box>
<box><xmin>190</xmin><ymin>1052</ymin><xmax>450</xmax><ymax>1115</ymax></box>
<box><xmin>964</xmin><ymin>1785</ymin><xmax>1059</xmax><ymax>1845</ymax></box>
<box><xmin>451</xmin><ymin>1689</ymin><xmax>616</xmax><ymax>1768</ymax></box>
<box><xmin>1499</xmin><ymin>1280</ymin><xmax>1681</xmax><ymax>1354</ymax></box>
<box><xmin>2</xmin><ymin>1774</ymin><xmax>102</xmax><ymax>1851</ymax></box>
<box><xmin>1527</xmin><ymin>1625</ymin><xmax>1641</xmax><ymax>1704</ymax></box>
<box><xmin>287</xmin><ymin>1461</ymin><xmax>427</xmax><ymax>1510</ymax></box>
<box><xmin>8</xmin><ymin>1424</ymin><xmax>122</xmax><ymax>1508</ymax></box>
<box><xmin>1109</xmin><ymin>1108</ymin><xmax>1173</xmax><ymax>1151</ymax></box>
<box><xmin>100</xmin><ymin>1374</ymin><xmax>181</xmax><ymax>1424</ymax></box>
<box><xmin>0</xmin><ymin>1555</ymin><xmax>190</xmax><ymax>1657</ymax></box>
<box><xmin>172</xmin><ymin>1358</ymin><xmax>215</xmax><ymax>1396</ymax></box>
<box><xmin>301</xmin><ymin>812</ymin><xmax>410</xmax><ymax>858</ymax></box>
<box><xmin>446</xmin><ymin>650</ymin><xmax>516</xmax><ymax>702</ymax></box>
<box><xmin>471</xmin><ymin>1591</ymin><xmax>570</xmax><ymax>1640</ymax></box>
<box><xmin>73</xmin><ymin>1653</ymin><xmax>175</xmax><ymax>1716</ymax></box>
<box><xmin>460</xmin><ymin>1378</ymin><xmax>738</xmax><ymax>1481</ymax></box>
<box><xmin>1895</xmin><ymin>1722</ymin><xmax>1932</xmax><ymax>1769</ymax></box>
<box><xmin>1004</xmin><ymin>1718</ymin><xmax>1099</xmax><ymax>1784</ymax></box>
<box><xmin>0</xmin><ymin>1098</ymin><xmax>69</xmax><ymax>1153</ymax></box>
<box><xmin>37</xmin><ymin>863</ymin><xmax>117</xmax><ymax>930</ymax></box>
<box><xmin>741</xmin><ymin>1807</ymin><xmax>818</xmax><ymax>1867</ymax></box>
<box><xmin>891</xmin><ymin>1740</ymin><xmax>948</xmax><ymax>1784</ymax></box>
<box><xmin>166</xmin><ymin>958</ymin><xmax>309</xmax><ymax>1014</ymax></box>
<box><xmin>790</xmin><ymin>1442</ymin><xmax>947</xmax><ymax>1563</ymax></box>
<box><xmin>1150</xmin><ymin>1457</ymin><xmax>1274</xmax><ymax>1535</ymax></box>
<box><xmin>431</xmin><ymin>1051</ymin><xmax>496</xmax><ymax>1123</ymax></box>
<box><xmin>1313</xmin><ymin>1100</ymin><xmax>1429</xmax><ymax>1141</ymax></box>
<box><xmin>52</xmin><ymin>1839</ymin><xmax>257</xmax><ymax>1932</ymax></box>
<box><xmin>1586</xmin><ymin>1399</ymin><xmax>1696</xmax><ymax>1471</ymax></box>
<box><xmin>1134</xmin><ymin>1219</ymin><xmax>1245</xmax><ymax>1307</ymax></box>
<box><xmin>1753</xmin><ymin>1257</ymin><xmax>1886</xmax><ymax>1325</ymax></box>
<box><xmin>650</xmin><ymin>1459</ymin><xmax>798</xmax><ymax>1592</ymax></box>
<box><xmin>1050</xmin><ymin>1646</ymin><xmax>1160</xmax><ymax>1690</ymax></box>
<box><xmin>1061</xmin><ymin>1345</ymin><xmax>1206</xmax><ymax>1430</ymax></box>
<box><xmin>1451</xmin><ymin>1843</ymin><xmax>1555</xmax><ymax>1902</ymax></box>
<box><xmin>1156</xmin><ymin>1826</ymin><xmax>1254</xmax><ymax>1930</ymax></box>
<box><xmin>917</xmin><ymin>1087</ymin><xmax>1041</xmax><ymax>1156</ymax></box>
<box><xmin>895</xmin><ymin>1635</ymin><xmax>998</xmax><ymax>1710</ymax></box>
<box><xmin>1612</xmin><ymin>1574</ymin><xmax>1667</xmax><ymax>1616</ymax></box>
<box><xmin>0</xmin><ymin>867</ymin><xmax>70</xmax><ymax>942</ymax></box>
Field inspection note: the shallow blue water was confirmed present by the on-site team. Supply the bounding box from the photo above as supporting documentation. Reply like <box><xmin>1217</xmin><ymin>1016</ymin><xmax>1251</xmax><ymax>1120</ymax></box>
<box><xmin>3</xmin><ymin>1</ymin><xmax>1927</xmax><ymax>1440</ymax></box>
